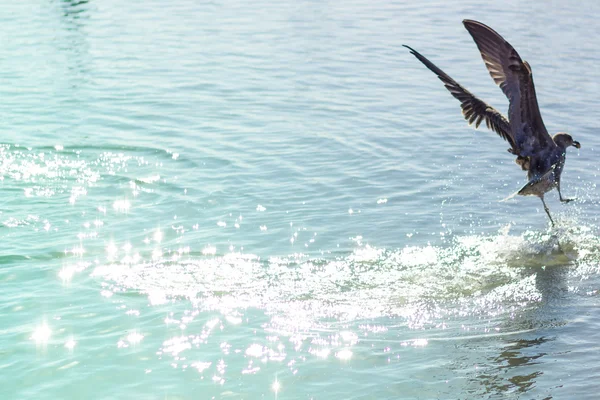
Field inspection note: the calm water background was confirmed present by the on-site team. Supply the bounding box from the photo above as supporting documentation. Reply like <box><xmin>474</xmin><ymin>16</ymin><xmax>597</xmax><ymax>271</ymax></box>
<box><xmin>2</xmin><ymin>0</ymin><xmax>600</xmax><ymax>398</ymax></box>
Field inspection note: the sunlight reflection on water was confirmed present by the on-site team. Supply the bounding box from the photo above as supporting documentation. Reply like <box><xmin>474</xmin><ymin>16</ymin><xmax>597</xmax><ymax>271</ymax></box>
<box><xmin>31</xmin><ymin>323</ymin><xmax>51</xmax><ymax>345</ymax></box>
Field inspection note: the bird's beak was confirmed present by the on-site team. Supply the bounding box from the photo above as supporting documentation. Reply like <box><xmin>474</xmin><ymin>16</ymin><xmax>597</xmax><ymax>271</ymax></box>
<box><xmin>573</xmin><ymin>141</ymin><xmax>581</xmax><ymax>149</ymax></box>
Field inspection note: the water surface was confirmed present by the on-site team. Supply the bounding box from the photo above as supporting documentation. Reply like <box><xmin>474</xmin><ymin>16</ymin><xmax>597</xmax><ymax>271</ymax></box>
<box><xmin>2</xmin><ymin>0</ymin><xmax>600</xmax><ymax>398</ymax></box>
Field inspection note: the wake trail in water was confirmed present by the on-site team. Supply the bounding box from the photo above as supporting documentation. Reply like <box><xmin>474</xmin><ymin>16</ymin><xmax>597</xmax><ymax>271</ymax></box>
<box><xmin>87</xmin><ymin>220</ymin><xmax>600</xmax><ymax>332</ymax></box>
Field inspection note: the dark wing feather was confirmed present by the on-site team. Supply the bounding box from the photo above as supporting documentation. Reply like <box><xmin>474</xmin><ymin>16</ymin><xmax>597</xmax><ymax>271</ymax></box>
<box><xmin>462</xmin><ymin>20</ymin><xmax>555</xmax><ymax>156</ymax></box>
<box><xmin>403</xmin><ymin>45</ymin><xmax>515</xmax><ymax>149</ymax></box>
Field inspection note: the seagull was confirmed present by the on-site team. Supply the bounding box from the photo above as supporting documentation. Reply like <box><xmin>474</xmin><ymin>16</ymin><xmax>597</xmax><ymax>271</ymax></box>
<box><xmin>404</xmin><ymin>20</ymin><xmax>580</xmax><ymax>226</ymax></box>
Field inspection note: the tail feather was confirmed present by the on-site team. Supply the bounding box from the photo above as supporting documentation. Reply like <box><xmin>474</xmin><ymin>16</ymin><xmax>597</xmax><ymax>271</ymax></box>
<box><xmin>517</xmin><ymin>166</ymin><xmax>557</xmax><ymax>196</ymax></box>
<box><xmin>500</xmin><ymin>191</ymin><xmax>519</xmax><ymax>202</ymax></box>
<box><xmin>501</xmin><ymin>166</ymin><xmax>558</xmax><ymax>202</ymax></box>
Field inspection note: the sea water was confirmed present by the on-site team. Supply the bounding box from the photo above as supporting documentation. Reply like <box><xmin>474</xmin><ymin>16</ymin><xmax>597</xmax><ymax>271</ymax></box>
<box><xmin>2</xmin><ymin>0</ymin><xmax>600</xmax><ymax>398</ymax></box>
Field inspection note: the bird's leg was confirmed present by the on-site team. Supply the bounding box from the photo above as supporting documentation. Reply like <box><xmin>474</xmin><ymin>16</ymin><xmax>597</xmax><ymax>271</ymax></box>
<box><xmin>557</xmin><ymin>181</ymin><xmax>575</xmax><ymax>203</ymax></box>
<box><xmin>541</xmin><ymin>196</ymin><xmax>555</xmax><ymax>227</ymax></box>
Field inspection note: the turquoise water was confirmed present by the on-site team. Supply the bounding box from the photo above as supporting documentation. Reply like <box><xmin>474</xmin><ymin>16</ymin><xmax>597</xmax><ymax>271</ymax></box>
<box><xmin>3</xmin><ymin>0</ymin><xmax>600</xmax><ymax>398</ymax></box>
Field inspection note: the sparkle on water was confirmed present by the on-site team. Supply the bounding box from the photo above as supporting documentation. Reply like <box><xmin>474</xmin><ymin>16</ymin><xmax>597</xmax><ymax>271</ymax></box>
<box><xmin>31</xmin><ymin>323</ymin><xmax>52</xmax><ymax>345</ymax></box>
<box><xmin>64</xmin><ymin>338</ymin><xmax>77</xmax><ymax>351</ymax></box>
<box><xmin>272</xmin><ymin>378</ymin><xmax>282</xmax><ymax>394</ymax></box>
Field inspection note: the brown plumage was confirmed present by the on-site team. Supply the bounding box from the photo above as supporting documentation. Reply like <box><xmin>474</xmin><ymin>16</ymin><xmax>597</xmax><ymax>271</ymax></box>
<box><xmin>404</xmin><ymin>20</ymin><xmax>580</xmax><ymax>226</ymax></box>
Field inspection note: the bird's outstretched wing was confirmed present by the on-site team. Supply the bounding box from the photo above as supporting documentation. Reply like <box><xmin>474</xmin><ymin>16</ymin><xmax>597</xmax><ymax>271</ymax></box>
<box><xmin>403</xmin><ymin>45</ymin><xmax>515</xmax><ymax>150</ymax></box>
<box><xmin>462</xmin><ymin>20</ymin><xmax>555</xmax><ymax>157</ymax></box>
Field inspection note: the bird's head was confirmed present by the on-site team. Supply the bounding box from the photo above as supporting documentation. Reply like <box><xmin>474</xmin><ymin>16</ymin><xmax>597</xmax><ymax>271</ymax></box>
<box><xmin>553</xmin><ymin>132</ymin><xmax>581</xmax><ymax>150</ymax></box>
